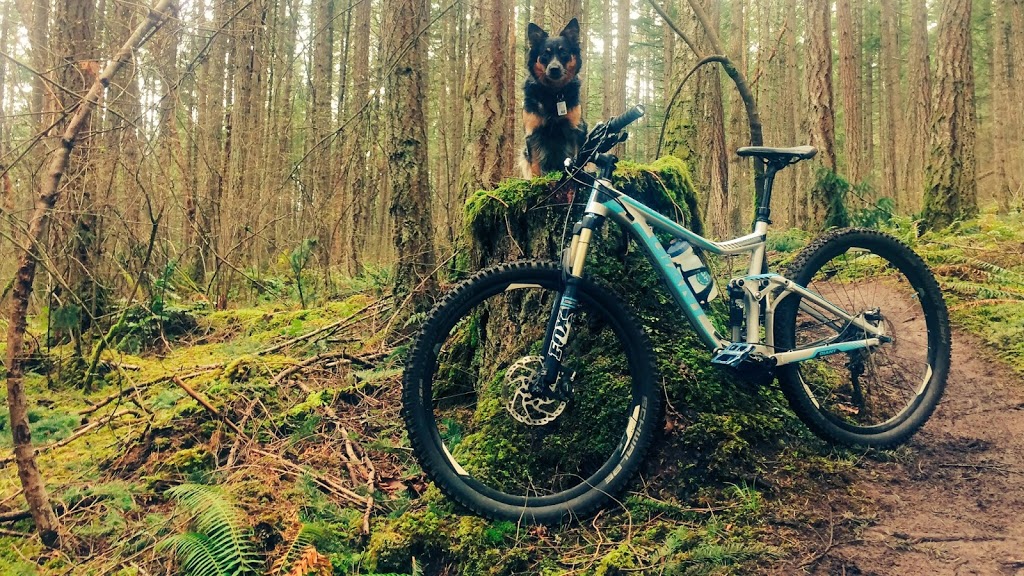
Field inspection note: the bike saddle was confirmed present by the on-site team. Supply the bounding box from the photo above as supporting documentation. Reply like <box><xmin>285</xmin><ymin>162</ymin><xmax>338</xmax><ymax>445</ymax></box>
<box><xmin>736</xmin><ymin>145</ymin><xmax>817</xmax><ymax>164</ymax></box>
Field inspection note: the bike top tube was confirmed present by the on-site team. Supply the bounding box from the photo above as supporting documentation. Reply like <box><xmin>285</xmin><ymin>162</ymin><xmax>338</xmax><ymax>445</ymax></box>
<box><xmin>584</xmin><ymin>179</ymin><xmax>769</xmax><ymax>274</ymax></box>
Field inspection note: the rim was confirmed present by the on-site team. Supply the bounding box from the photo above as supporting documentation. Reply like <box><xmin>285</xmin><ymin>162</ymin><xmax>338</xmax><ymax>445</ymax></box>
<box><xmin>421</xmin><ymin>276</ymin><xmax>645</xmax><ymax>502</ymax></box>
<box><xmin>793</xmin><ymin>246</ymin><xmax>934</xmax><ymax>432</ymax></box>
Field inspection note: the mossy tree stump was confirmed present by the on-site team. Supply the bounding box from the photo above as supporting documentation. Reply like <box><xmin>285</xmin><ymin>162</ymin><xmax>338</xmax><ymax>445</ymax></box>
<box><xmin>462</xmin><ymin>156</ymin><xmax>795</xmax><ymax>495</ymax></box>
<box><xmin>465</xmin><ymin>157</ymin><xmax>703</xmax><ymax>267</ymax></box>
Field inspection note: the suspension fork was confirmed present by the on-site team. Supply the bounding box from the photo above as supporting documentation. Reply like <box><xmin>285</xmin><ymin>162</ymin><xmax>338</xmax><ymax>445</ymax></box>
<box><xmin>541</xmin><ymin>209</ymin><xmax>605</xmax><ymax>386</ymax></box>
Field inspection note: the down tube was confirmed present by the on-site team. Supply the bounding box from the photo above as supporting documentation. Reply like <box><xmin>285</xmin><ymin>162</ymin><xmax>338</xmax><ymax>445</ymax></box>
<box><xmin>601</xmin><ymin>200</ymin><xmax>726</xmax><ymax>350</ymax></box>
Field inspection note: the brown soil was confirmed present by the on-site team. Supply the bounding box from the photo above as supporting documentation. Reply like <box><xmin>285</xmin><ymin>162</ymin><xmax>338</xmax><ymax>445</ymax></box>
<box><xmin>771</xmin><ymin>329</ymin><xmax>1024</xmax><ymax>575</ymax></box>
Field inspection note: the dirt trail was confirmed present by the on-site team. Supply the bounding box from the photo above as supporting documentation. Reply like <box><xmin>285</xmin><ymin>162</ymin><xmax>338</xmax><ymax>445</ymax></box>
<box><xmin>782</xmin><ymin>329</ymin><xmax>1024</xmax><ymax>575</ymax></box>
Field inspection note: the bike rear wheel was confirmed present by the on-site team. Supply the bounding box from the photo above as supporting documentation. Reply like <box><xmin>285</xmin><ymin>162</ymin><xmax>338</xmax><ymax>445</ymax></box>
<box><xmin>774</xmin><ymin>228</ymin><xmax>951</xmax><ymax>447</ymax></box>
<box><xmin>402</xmin><ymin>261</ymin><xmax>660</xmax><ymax>523</ymax></box>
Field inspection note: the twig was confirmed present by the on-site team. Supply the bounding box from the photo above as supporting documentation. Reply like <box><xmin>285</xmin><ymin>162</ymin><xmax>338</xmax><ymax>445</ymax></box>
<box><xmin>949</xmin><ymin>299</ymin><xmax>1024</xmax><ymax>311</ymax></box>
<box><xmin>0</xmin><ymin>510</ymin><xmax>32</xmax><ymax>523</ymax></box>
<box><xmin>937</xmin><ymin>462</ymin><xmax>1022</xmax><ymax>474</ymax></box>
<box><xmin>799</xmin><ymin>502</ymin><xmax>835</xmax><ymax>568</ymax></box>
<box><xmin>79</xmin><ymin>365</ymin><xmax>219</xmax><ymax>415</ymax></box>
<box><xmin>171</xmin><ymin>376</ymin><xmax>245</xmax><ymax>437</ymax></box>
<box><xmin>893</xmin><ymin>532</ymin><xmax>1007</xmax><ymax>544</ymax></box>
<box><xmin>361</xmin><ymin>454</ymin><xmax>376</xmax><ymax>535</ymax></box>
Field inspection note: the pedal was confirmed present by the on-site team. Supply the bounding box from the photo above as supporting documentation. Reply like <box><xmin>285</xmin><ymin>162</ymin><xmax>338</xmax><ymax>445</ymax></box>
<box><xmin>711</xmin><ymin>343</ymin><xmax>757</xmax><ymax>368</ymax></box>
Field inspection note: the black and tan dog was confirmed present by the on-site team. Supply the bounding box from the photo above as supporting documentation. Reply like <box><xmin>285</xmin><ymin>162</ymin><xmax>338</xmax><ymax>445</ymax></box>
<box><xmin>521</xmin><ymin>18</ymin><xmax>587</xmax><ymax>178</ymax></box>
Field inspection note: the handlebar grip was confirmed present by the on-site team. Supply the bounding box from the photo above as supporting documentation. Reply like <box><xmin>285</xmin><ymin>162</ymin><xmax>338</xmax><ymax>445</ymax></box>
<box><xmin>606</xmin><ymin>105</ymin><xmax>646</xmax><ymax>133</ymax></box>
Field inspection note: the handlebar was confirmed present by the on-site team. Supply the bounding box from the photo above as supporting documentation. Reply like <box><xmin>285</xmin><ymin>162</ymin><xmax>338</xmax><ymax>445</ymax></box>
<box><xmin>605</xmin><ymin>104</ymin><xmax>646</xmax><ymax>133</ymax></box>
<box><xmin>564</xmin><ymin>104</ymin><xmax>646</xmax><ymax>176</ymax></box>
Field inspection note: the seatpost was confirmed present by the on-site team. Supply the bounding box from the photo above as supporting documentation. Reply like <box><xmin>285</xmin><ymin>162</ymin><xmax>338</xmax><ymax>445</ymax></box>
<box><xmin>756</xmin><ymin>161</ymin><xmax>784</xmax><ymax>224</ymax></box>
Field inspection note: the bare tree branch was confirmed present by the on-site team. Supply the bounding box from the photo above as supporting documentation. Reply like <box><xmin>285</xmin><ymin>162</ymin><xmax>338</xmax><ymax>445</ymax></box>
<box><xmin>3</xmin><ymin>0</ymin><xmax>177</xmax><ymax>549</ymax></box>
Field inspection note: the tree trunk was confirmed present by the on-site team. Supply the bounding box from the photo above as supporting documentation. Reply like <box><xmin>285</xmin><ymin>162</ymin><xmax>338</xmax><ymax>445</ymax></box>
<box><xmin>549</xmin><ymin>0</ymin><xmax>582</xmax><ymax>27</ymax></box>
<box><xmin>992</xmin><ymin>0</ymin><xmax>1015</xmax><ymax>212</ymax></box>
<box><xmin>384</xmin><ymin>0</ymin><xmax>436</xmax><ymax>309</ymax></box>
<box><xmin>613</xmin><ymin>0</ymin><xmax>632</xmax><ymax>157</ymax></box>
<box><xmin>458</xmin><ymin>0</ymin><xmax>513</xmax><ymax>202</ymax></box>
<box><xmin>922</xmin><ymin>0</ymin><xmax>978</xmax><ymax>229</ymax></box>
<box><xmin>904</xmin><ymin>0</ymin><xmax>931</xmax><ymax>213</ymax></box>
<box><xmin>780</xmin><ymin>0</ymin><xmax>801</xmax><ymax>227</ymax></box>
<box><xmin>879</xmin><ymin>0</ymin><xmax>901</xmax><ymax>208</ymax></box>
<box><xmin>837</xmin><ymin>0</ymin><xmax>863</xmax><ymax>184</ymax></box>
<box><xmin>27</xmin><ymin>0</ymin><xmax>50</xmax><ymax>140</ymax></box>
<box><xmin>56</xmin><ymin>0</ymin><xmax>99</xmax><ymax>348</ymax></box>
<box><xmin>725</xmin><ymin>0</ymin><xmax>747</xmax><ymax>235</ymax></box>
<box><xmin>343</xmin><ymin>0</ymin><xmax>374</xmax><ymax>275</ymax></box>
<box><xmin>862</xmin><ymin>1</ymin><xmax>875</xmax><ymax>181</ymax></box>
<box><xmin>601</xmin><ymin>0</ymin><xmax>613</xmax><ymax>120</ymax></box>
<box><xmin>696</xmin><ymin>0</ymin><xmax>728</xmax><ymax>238</ymax></box>
<box><xmin>4</xmin><ymin>0</ymin><xmax>175</xmax><ymax>548</ymax></box>
<box><xmin>805</xmin><ymin>0</ymin><xmax>839</xmax><ymax>228</ymax></box>
<box><xmin>0</xmin><ymin>1</ymin><xmax>13</xmax><ymax>246</ymax></box>
<box><xmin>309</xmin><ymin>0</ymin><xmax>335</xmax><ymax>270</ymax></box>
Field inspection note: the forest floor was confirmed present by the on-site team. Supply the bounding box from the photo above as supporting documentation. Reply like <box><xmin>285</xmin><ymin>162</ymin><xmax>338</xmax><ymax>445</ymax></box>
<box><xmin>767</xmin><ymin>329</ymin><xmax>1024</xmax><ymax>576</ymax></box>
<box><xmin>2</xmin><ymin>213</ymin><xmax>1023</xmax><ymax>575</ymax></box>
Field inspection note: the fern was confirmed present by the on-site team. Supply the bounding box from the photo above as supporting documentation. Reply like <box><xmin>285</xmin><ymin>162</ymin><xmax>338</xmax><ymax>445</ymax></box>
<box><xmin>271</xmin><ymin>522</ymin><xmax>330</xmax><ymax>575</ymax></box>
<box><xmin>159</xmin><ymin>483</ymin><xmax>262</xmax><ymax>576</ymax></box>
<box><xmin>941</xmin><ymin>280</ymin><xmax>1024</xmax><ymax>300</ymax></box>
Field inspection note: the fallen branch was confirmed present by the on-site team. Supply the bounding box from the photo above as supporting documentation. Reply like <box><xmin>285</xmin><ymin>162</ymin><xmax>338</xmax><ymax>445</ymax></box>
<box><xmin>949</xmin><ymin>298</ymin><xmax>1024</xmax><ymax>312</ymax></box>
<box><xmin>937</xmin><ymin>462</ymin><xmax>1022</xmax><ymax>475</ymax></box>
<box><xmin>361</xmin><ymin>452</ymin><xmax>377</xmax><ymax>535</ymax></box>
<box><xmin>258</xmin><ymin>299</ymin><xmax>387</xmax><ymax>355</ymax></box>
<box><xmin>79</xmin><ymin>365</ymin><xmax>219</xmax><ymax>415</ymax></box>
<box><xmin>269</xmin><ymin>350</ymin><xmax>380</xmax><ymax>387</ymax></box>
<box><xmin>893</xmin><ymin>531</ymin><xmax>1007</xmax><ymax>544</ymax></box>
<box><xmin>0</xmin><ymin>509</ymin><xmax>31</xmax><ymax>523</ymax></box>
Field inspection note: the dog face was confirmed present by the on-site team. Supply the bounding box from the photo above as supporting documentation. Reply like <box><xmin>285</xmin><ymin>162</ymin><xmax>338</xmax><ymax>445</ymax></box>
<box><xmin>527</xmin><ymin>18</ymin><xmax>582</xmax><ymax>89</ymax></box>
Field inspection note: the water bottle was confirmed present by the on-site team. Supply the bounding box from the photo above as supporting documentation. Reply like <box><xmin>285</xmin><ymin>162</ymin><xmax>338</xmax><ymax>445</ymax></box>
<box><xmin>667</xmin><ymin>240</ymin><xmax>719</xmax><ymax>305</ymax></box>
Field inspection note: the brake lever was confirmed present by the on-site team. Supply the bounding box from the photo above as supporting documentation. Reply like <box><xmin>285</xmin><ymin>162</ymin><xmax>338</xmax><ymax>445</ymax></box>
<box><xmin>597</xmin><ymin>131</ymin><xmax>628</xmax><ymax>154</ymax></box>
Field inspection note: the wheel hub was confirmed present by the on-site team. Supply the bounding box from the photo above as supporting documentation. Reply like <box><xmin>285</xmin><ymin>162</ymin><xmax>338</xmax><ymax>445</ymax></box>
<box><xmin>504</xmin><ymin>356</ymin><xmax>567</xmax><ymax>426</ymax></box>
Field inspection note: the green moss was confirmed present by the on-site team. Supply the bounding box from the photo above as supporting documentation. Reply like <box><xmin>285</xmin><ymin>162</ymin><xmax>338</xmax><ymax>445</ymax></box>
<box><xmin>365</xmin><ymin>509</ymin><xmax>445</xmax><ymax>572</ymax></box>
<box><xmin>163</xmin><ymin>447</ymin><xmax>215</xmax><ymax>474</ymax></box>
<box><xmin>0</xmin><ymin>407</ymin><xmax>79</xmax><ymax>450</ymax></box>
<box><xmin>810</xmin><ymin>167</ymin><xmax>851</xmax><ymax>229</ymax></box>
<box><xmin>0</xmin><ymin>536</ymin><xmax>42</xmax><ymax>575</ymax></box>
<box><xmin>595</xmin><ymin>544</ymin><xmax>636</xmax><ymax>575</ymax></box>
<box><xmin>464</xmin><ymin>156</ymin><xmax>702</xmax><ymax>266</ymax></box>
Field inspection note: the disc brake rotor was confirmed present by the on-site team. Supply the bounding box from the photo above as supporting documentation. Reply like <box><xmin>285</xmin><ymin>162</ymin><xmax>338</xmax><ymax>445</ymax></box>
<box><xmin>503</xmin><ymin>356</ymin><xmax>567</xmax><ymax>426</ymax></box>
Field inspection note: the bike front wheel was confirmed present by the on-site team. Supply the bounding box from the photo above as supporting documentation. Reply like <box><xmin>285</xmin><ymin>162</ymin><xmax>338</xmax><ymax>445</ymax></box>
<box><xmin>402</xmin><ymin>261</ymin><xmax>661</xmax><ymax>524</ymax></box>
<box><xmin>774</xmin><ymin>228</ymin><xmax>951</xmax><ymax>448</ymax></box>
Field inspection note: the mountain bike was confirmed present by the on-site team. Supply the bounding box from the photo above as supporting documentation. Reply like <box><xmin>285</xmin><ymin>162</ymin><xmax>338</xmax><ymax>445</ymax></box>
<box><xmin>401</xmin><ymin>105</ymin><xmax>951</xmax><ymax>524</ymax></box>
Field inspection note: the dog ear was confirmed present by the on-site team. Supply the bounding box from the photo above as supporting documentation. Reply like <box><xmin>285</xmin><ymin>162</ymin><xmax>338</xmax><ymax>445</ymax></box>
<box><xmin>560</xmin><ymin>18</ymin><xmax>580</xmax><ymax>46</ymax></box>
<box><xmin>527</xmin><ymin>23</ymin><xmax>548</xmax><ymax>48</ymax></box>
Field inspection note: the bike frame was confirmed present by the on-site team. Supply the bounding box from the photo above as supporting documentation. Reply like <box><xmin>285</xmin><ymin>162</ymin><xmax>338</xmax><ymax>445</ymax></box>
<box><xmin>553</xmin><ymin>174</ymin><xmax>888</xmax><ymax>369</ymax></box>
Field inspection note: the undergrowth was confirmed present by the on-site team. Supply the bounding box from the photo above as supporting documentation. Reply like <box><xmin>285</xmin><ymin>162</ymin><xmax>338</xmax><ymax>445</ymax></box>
<box><xmin>3</xmin><ymin>176</ymin><xmax>1023</xmax><ymax>574</ymax></box>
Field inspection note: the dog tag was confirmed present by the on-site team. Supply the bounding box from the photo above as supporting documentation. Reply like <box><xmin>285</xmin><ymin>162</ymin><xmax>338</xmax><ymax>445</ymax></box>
<box><xmin>556</xmin><ymin>99</ymin><xmax>567</xmax><ymax>116</ymax></box>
